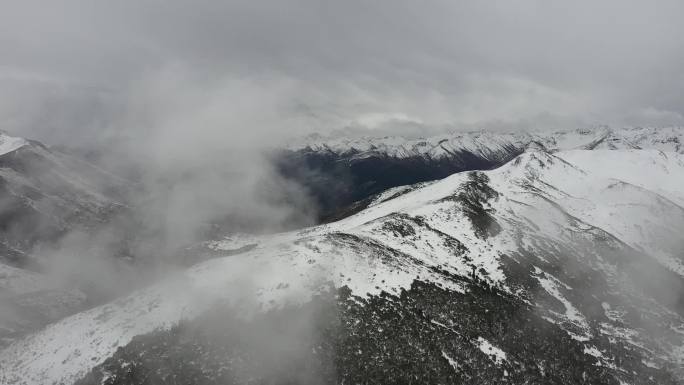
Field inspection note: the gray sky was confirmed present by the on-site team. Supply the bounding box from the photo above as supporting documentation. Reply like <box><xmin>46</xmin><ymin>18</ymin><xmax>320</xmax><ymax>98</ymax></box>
<box><xmin>1</xmin><ymin>0</ymin><xmax>683</xmax><ymax>145</ymax></box>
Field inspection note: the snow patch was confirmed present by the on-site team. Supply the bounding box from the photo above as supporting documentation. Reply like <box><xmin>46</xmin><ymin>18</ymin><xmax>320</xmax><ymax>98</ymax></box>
<box><xmin>441</xmin><ymin>351</ymin><xmax>458</xmax><ymax>370</ymax></box>
<box><xmin>476</xmin><ymin>337</ymin><xmax>507</xmax><ymax>365</ymax></box>
<box><xmin>0</xmin><ymin>132</ymin><xmax>28</xmax><ymax>156</ymax></box>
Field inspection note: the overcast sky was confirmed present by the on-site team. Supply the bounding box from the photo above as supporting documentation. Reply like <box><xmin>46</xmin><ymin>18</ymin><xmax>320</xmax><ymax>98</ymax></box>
<box><xmin>1</xmin><ymin>0</ymin><xmax>683</xmax><ymax>145</ymax></box>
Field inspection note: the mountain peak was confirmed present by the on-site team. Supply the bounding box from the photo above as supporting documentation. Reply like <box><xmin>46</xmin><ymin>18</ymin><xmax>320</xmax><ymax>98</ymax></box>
<box><xmin>0</xmin><ymin>132</ymin><xmax>29</xmax><ymax>156</ymax></box>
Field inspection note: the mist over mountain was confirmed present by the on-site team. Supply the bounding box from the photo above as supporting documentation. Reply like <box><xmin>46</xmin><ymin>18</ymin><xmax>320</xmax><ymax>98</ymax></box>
<box><xmin>0</xmin><ymin>127</ymin><xmax>683</xmax><ymax>385</ymax></box>
<box><xmin>2</xmin><ymin>1</ymin><xmax>684</xmax><ymax>385</ymax></box>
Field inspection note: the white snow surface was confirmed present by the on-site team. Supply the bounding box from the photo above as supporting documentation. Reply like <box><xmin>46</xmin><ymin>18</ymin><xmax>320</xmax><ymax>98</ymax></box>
<box><xmin>0</xmin><ymin>133</ymin><xmax>28</xmax><ymax>156</ymax></box>
<box><xmin>476</xmin><ymin>337</ymin><xmax>507</xmax><ymax>365</ymax></box>
<box><xmin>2</xmin><ymin>146</ymin><xmax>684</xmax><ymax>384</ymax></box>
<box><xmin>441</xmin><ymin>351</ymin><xmax>459</xmax><ymax>370</ymax></box>
<box><xmin>534</xmin><ymin>267</ymin><xmax>590</xmax><ymax>334</ymax></box>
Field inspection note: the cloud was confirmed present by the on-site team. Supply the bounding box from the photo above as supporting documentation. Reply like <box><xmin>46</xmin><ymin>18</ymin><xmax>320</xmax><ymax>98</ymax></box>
<box><xmin>1</xmin><ymin>0</ymin><xmax>683</xmax><ymax>144</ymax></box>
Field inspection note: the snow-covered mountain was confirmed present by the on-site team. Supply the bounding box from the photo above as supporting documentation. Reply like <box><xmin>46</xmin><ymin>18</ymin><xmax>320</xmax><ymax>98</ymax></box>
<box><xmin>0</xmin><ymin>132</ymin><xmax>128</xmax><ymax>262</ymax></box>
<box><xmin>0</xmin><ymin>132</ymin><xmax>131</xmax><ymax>350</ymax></box>
<box><xmin>2</xmin><ymin>144</ymin><xmax>683</xmax><ymax>384</ymax></box>
<box><xmin>278</xmin><ymin>126</ymin><xmax>684</xmax><ymax>222</ymax></box>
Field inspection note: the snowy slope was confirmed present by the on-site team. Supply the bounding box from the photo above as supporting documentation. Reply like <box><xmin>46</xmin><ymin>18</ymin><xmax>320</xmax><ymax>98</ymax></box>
<box><xmin>0</xmin><ymin>133</ymin><xmax>129</xmax><ymax>265</ymax></box>
<box><xmin>0</xmin><ymin>135</ymin><xmax>128</xmax><ymax>257</ymax></box>
<box><xmin>0</xmin><ymin>133</ymin><xmax>28</xmax><ymax>156</ymax></box>
<box><xmin>2</xmin><ymin>148</ymin><xmax>684</xmax><ymax>384</ymax></box>
<box><xmin>492</xmin><ymin>149</ymin><xmax>684</xmax><ymax>273</ymax></box>
<box><xmin>0</xmin><ymin>134</ymin><xmax>132</xmax><ymax>352</ymax></box>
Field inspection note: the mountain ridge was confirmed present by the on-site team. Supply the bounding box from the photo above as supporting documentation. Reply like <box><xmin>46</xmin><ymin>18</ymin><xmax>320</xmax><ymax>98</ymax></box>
<box><xmin>277</xmin><ymin>126</ymin><xmax>684</xmax><ymax>222</ymax></box>
<box><xmin>288</xmin><ymin>126</ymin><xmax>684</xmax><ymax>157</ymax></box>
